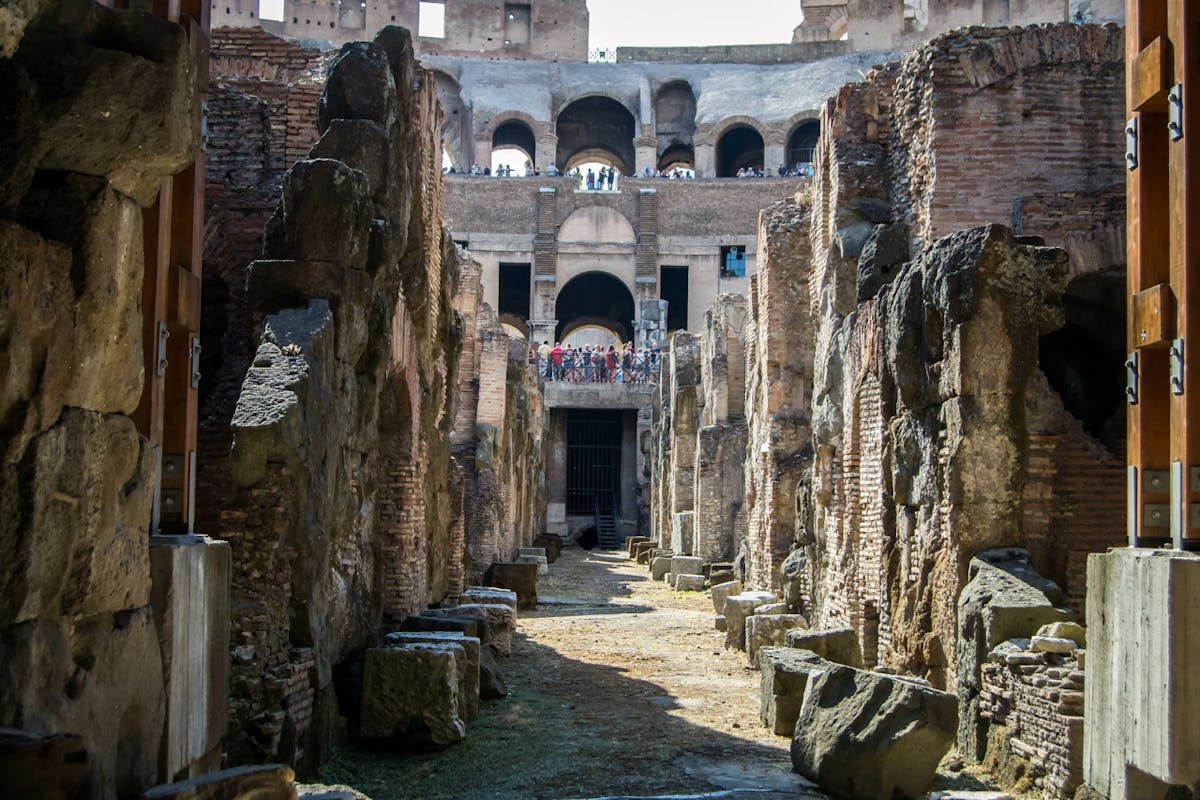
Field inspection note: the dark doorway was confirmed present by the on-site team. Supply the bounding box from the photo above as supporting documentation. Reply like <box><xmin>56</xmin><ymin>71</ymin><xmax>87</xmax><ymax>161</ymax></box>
<box><xmin>555</xmin><ymin>272</ymin><xmax>636</xmax><ymax>342</ymax></box>
<box><xmin>493</xmin><ymin>120</ymin><xmax>536</xmax><ymax>165</ymax></box>
<box><xmin>716</xmin><ymin>126</ymin><xmax>764</xmax><ymax>177</ymax></box>
<box><xmin>567</xmin><ymin>410</ymin><xmax>623</xmax><ymax>515</ymax></box>
<box><xmin>556</xmin><ymin>96</ymin><xmax>637</xmax><ymax>175</ymax></box>
<box><xmin>661</xmin><ymin>265</ymin><xmax>689</xmax><ymax>332</ymax></box>
<box><xmin>787</xmin><ymin>120</ymin><xmax>820</xmax><ymax>168</ymax></box>
<box><xmin>498</xmin><ymin>262</ymin><xmax>531</xmax><ymax>320</ymax></box>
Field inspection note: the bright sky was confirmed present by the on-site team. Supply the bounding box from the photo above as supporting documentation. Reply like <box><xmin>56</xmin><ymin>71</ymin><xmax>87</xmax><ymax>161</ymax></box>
<box><xmin>587</xmin><ymin>0</ymin><xmax>804</xmax><ymax>50</ymax></box>
<box><xmin>257</xmin><ymin>0</ymin><xmax>805</xmax><ymax>48</ymax></box>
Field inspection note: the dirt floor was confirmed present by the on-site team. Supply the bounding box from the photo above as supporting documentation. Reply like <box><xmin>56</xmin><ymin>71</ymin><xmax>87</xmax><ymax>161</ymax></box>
<box><xmin>318</xmin><ymin>547</ymin><xmax>830</xmax><ymax>799</ymax></box>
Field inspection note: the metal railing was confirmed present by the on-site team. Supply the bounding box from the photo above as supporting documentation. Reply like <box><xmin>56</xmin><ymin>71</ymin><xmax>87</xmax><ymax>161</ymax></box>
<box><xmin>530</xmin><ymin>354</ymin><xmax>662</xmax><ymax>384</ymax></box>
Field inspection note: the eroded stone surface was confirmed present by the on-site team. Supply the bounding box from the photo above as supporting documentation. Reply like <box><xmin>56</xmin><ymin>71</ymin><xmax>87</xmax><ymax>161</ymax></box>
<box><xmin>360</xmin><ymin>644</ymin><xmax>465</xmax><ymax>745</ymax></box>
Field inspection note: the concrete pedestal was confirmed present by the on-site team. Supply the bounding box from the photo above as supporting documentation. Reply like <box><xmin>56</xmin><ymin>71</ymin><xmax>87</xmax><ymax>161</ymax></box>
<box><xmin>1084</xmin><ymin>548</ymin><xmax>1200</xmax><ymax>799</ymax></box>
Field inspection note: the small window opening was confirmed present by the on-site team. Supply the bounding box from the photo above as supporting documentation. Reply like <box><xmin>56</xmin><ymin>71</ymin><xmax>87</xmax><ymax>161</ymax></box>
<box><xmin>720</xmin><ymin>246</ymin><xmax>746</xmax><ymax>279</ymax></box>
<box><xmin>419</xmin><ymin>1</ymin><xmax>446</xmax><ymax>38</ymax></box>
<box><xmin>504</xmin><ymin>3</ymin><xmax>531</xmax><ymax>45</ymax></box>
<box><xmin>661</xmin><ymin>265</ymin><xmax>689</xmax><ymax>332</ymax></box>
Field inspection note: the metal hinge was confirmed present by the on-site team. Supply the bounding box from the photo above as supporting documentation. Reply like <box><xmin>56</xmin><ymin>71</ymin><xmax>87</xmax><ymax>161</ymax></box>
<box><xmin>190</xmin><ymin>337</ymin><xmax>202</xmax><ymax>389</ymax></box>
<box><xmin>1170</xmin><ymin>338</ymin><xmax>1184</xmax><ymax>395</ymax></box>
<box><xmin>1126</xmin><ymin>117</ymin><xmax>1139</xmax><ymax>170</ymax></box>
<box><xmin>156</xmin><ymin>321</ymin><xmax>170</xmax><ymax>376</ymax></box>
<box><xmin>1126</xmin><ymin>350</ymin><xmax>1140</xmax><ymax>405</ymax></box>
<box><xmin>1169</xmin><ymin>83</ymin><xmax>1184</xmax><ymax>141</ymax></box>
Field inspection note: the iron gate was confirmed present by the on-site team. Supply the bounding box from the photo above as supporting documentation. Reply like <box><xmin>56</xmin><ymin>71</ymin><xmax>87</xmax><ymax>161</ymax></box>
<box><xmin>566</xmin><ymin>410</ymin><xmax>622</xmax><ymax>515</ymax></box>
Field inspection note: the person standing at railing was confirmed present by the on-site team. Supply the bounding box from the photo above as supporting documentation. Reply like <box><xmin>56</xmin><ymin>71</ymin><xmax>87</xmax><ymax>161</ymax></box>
<box><xmin>581</xmin><ymin>345</ymin><xmax>593</xmax><ymax>382</ymax></box>
<box><xmin>551</xmin><ymin>342</ymin><xmax>564</xmax><ymax>381</ymax></box>
<box><xmin>605</xmin><ymin>346</ymin><xmax>618</xmax><ymax>383</ymax></box>
<box><xmin>563</xmin><ymin>344</ymin><xmax>575</xmax><ymax>381</ymax></box>
<box><xmin>538</xmin><ymin>340</ymin><xmax>552</xmax><ymax>379</ymax></box>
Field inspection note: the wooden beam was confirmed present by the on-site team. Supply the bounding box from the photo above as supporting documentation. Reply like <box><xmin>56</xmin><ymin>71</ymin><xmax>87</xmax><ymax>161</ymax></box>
<box><xmin>1133</xmin><ymin>36</ymin><xmax>1173</xmax><ymax>111</ymax></box>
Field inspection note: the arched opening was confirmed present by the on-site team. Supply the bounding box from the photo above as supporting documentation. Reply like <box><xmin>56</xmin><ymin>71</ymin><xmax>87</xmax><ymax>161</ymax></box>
<box><xmin>492</xmin><ymin>120</ymin><xmax>536</xmax><ymax>175</ymax></box>
<box><xmin>432</xmin><ymin>70</ymin><xmax>468</xmax><ymax>169</ymax></box>
<box><xmin>556</xmin><ymin>96</ymin><xmax>636</xmax><ymax>176</ymax></box>
<box><xmin>1038</xmin><ymin>269</ymin><xmax>1126</xmax><ymax>450</ymax></box>
<box><xmin>563</xmin><ymin>323</ymin><xmax>622</xmax><ymax>350</ymax></box>
<box><xmin>657</xmin><ymin>144</ymin><xmax>695</xmax><ymax>174</ymax></box>
<box><xmin>378</xmin><ymin>370</ymin><xmax>423</xmax><ymax>623</ymax></box>
<box><xmin>787</xmin><ymin>120</ymin><xmax>820</xmax><ymax>170</ymax></box>
<box><xmin>654</xmin><ymin>80</ymin><xmax>696</xmax><ymax>159</ymax></box>
<box><xmin>716</xmin><ymin>125</ymin><xmax>765</xmax><ymax>177</ymax></box>
<box><xmin>554</xmin><ymin>272</ymin><xmax>636</xmax><ymax>344</ymax></box>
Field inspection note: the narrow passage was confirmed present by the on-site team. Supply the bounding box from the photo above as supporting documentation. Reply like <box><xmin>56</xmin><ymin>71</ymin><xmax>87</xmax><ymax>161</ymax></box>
<box><xmin>319</xmin><ymin>549</ymin><xmax>828</xmax><ymax>799</ymax></box>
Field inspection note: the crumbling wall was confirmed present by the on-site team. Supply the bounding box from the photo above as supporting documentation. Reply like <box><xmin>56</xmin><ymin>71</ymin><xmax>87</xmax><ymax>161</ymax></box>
<box><xmin>197</xmin><ymin>28</ymin><xmax>328</xmax><ymax>539</ymax></box>
<box><xmin>694</xmin><ymin>295</ymin><xmax>750</xmax><ymax>564</ymax></box>
<box><xmin>0</xmin><ymin>1</ymin><xmax>206</xmax><ymax>796</ymax></box>
<box><xmin>451</xmin><ymin>253</ymin><xmax>547</xmax><ymax>584</ymax></box>
<box><xmin>218</xmin><ymin>27</ymin><xmax>465</xmax><ymax>769</ymax></box>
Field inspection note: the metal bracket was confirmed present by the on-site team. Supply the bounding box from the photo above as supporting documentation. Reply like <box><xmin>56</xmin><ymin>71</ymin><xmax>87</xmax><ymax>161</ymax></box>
<box><xmin>1126</xmin><ymin>117</ymin><xmax>1139</xmax><ymax>170</ymax></box>
<box><xmin>1145</xmin><ymin>503</ymin><xmax>1170</xmax><ymax>529</ymax></box>
<box><xmin>1170</xmin><ymin>338</ymin><xmax>1184</xmax><ymax>395</ymax></box>
<box><xmin>1126</xmin><ymin>350</ymin><xmax>1140</xmax><ymax>405</ymax></box>
<box><xmin>156</xmin><ymin>321</ymin><xmax>170</xmax><ymax>376</ymax></box>
<box><xmin>1169</xmin><ymin>83</ymin><xmax>1184</xmax><ymax>141</ymax></box>
<box><xmin>1144</xmin><ymin>469</ymin><xmax>1170</xmax><ymax>493</ymax></box>
<box><xmin>190</xmin><ymin>337</ymin><xmax>202</xmax><ymax>389</ymax></box>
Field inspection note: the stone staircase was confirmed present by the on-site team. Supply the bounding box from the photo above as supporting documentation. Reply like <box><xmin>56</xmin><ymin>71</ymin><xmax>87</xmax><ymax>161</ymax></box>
<box><xmin>596</xmin><ymin>511</ymin><xmax>620</xmax><ymax>549</ymax></box>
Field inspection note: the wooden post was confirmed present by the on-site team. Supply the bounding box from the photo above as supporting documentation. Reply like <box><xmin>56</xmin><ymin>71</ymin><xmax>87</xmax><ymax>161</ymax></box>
<box><xmin>1127</xmin><ymin>0</ymin><xmax>1200</xmax><ymax>549</ymax></box>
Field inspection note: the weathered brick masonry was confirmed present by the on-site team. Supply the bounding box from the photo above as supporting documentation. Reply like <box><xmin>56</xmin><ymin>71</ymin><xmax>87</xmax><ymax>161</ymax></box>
<box><xmin>200</xmin><ymin>25</ymin><xmax>546</xmax><ymax>770</ymax></box>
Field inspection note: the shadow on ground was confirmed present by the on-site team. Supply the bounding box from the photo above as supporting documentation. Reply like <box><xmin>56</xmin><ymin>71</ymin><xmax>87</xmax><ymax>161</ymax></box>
<box><xmin>318</xmin><ymin>633</ymin><xmax>817</xmax><ymax>800</ymax></box>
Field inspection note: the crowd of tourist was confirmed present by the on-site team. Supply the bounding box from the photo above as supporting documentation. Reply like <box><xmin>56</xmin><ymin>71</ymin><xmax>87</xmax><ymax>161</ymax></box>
<box><xmin>530</xmin><ymin>340</ymin><xmax>662</xmax><ymax>384</ymax></box>
<box><xmin>443</xmin><ymin>162</ymin><xmax>815</xmax><ymax>179</ymax></box>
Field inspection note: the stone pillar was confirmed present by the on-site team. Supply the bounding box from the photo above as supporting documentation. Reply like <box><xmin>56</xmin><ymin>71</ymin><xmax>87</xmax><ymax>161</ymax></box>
<box><xmin>149</xmin><ymin>534</ymin><xmax>231</xmax><ymax>779</ymax></box>
<box><xmin>635</xmin><ymin>128</ymin><xmax>658</xmax><ymax>175</ymax></box>
<box><xmin>536</xmin><ymin>134</ymin><xmax>558</xmax><ymax>172</ymax></box>
<box><xmin>695</xmin><ymin>142</ymin><xmax>715</xmax><ymax>178</ymax></box>
<box><xmin>473</xmin><ymin>137</ymin><xmax>491</xmax><ymax>170</ymax></box>
<box><xmin>764</xmin><ymin>140</ymin><xmax>787</xmax><ymax>174</ymax></box>
<box><xmin>545</xmin><ymin>409</ymin><xmax>568</xmax><ymax>534</ymax></box>
<box><xmin>1084</xmin><ymin>549</ymin><xmax>1200</xmax><ymax>799</ymax></box>
<box><xmin>620</xmin><ymin>409</ymin><xmax>638</xmax><ymax>538</ymax></box>
<box><xmin>528</xmin><ymin>318</ymin><xmax>557</xmax><ymax>348</ymax></box>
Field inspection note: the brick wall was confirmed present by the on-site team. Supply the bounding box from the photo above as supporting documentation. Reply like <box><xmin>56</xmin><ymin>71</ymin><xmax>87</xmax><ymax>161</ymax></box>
<box><xmin>980</xmin><ymin>647</ymin><xmax>1086</xmax><ymax>798</ymax></box>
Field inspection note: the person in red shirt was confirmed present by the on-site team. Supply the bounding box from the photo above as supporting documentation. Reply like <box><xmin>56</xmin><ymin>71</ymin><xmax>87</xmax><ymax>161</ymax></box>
<box><xmin>605</xmin><ymin>346</ymin><xmax>618</xmax><ymax>383</ymax></box>
<box><xmin>551</xmin><ymin>342</ymin><xmax>564</xmax><ymax>380</ymax></box>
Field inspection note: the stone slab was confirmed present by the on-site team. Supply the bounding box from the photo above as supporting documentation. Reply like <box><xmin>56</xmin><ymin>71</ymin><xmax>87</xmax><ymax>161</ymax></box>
<box><xmin>674</xmin><ymin>573</ymin><xmax>705</xmax><ymax>591</ymax></box>
<box><xmin>384</xmin><ymin>632</ymin><xmax>481</xmax><ymax>721</ymax></box>
<box><xmin>360</xmin><ymin>644</ymin><xmax>464</xmax><ymax>745</ymax></box>
<box><xmin>459</xmin><ymin>587</ymin><xmax>518</xmax><ymax>609</ymax></box>
<box><xmin>746</xmin><ymin>614</ymin><xmax>809</xmax><ymax>663</ymax></box>
<box><xmin>758</xmin><ymin>647</ymin><xmax>829</xmax><ymax>736</ymax></box>
<box><xmin>515</xmin><ymin>554</ymin><xmax>549</xmax><ymax>576</ymax></box>
<box><xmin>710</xmin><ymin>579</ymin><xmax>743</xmax><ymax>614</ymax></box>
<box><xmin>785</xmin><ymin>627</ymin><xmax>863</xmax><ymax>668</ymax></box>
<box><xmin>650</xmin><ymin>556</ymin><xmax>672</xmax><ymax>581</ymax></box>
<box><xmin>671</xmin><ymin>555</ymin><xmax>705</xmax><ymax>576</ymax></box>
<box><xmin>423</xmin><ymin>603</ymin><xmax>515</xmax><ymax>656</ymax></box>
<box><xmin>483</xmin><ymin>562</ymin><xmax>537</xmax><ymax>610</ymax></box>
<box><xmin>723</xmin><ymin>592</ymin><xmax>777</xmax><ymax>651</ymax></box>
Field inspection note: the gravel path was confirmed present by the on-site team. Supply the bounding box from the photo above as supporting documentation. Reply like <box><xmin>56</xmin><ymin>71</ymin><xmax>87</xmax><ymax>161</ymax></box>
<box><xmin>319</xmin><ymin>547</ymin><xmax>827</xmax><ymax>799</ymax></box>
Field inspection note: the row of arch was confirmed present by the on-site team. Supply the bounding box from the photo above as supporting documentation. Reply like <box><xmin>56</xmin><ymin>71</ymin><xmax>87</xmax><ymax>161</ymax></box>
<box><xmin>434</xmin><ymin>72</ymin><xmax>820</xmax><ymax>177</ymax></box>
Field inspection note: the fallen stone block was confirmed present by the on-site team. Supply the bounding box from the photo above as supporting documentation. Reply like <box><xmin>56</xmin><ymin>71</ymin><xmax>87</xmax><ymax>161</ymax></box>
<box><xmin>1031</xmin><ymin>635</ymin><xmax>1077</xmax><ymax>654</ymax></box>
<box><xmin>384</xmin><ymin>632</ymin><xmax>481</xmax><ymax>720</ymax></box>
<box><xmin>634</xmin><ymin>542</ymin><xmax>657</xmax><ymax>564</ymax></box>
<box><xmin>674</xmin><ymin>573</ymin><xmax>705</xmax><ymax>591</ymax></box>
<box><xmin>483</xmin><ymin>562</ymin><xmax>537</xmax><ymax>610</ymax></box>
<box><xmin>518</xmin><ymin>547</ymin><xmax>546</xmax><ymax>559</ymax></box>
<box><xmin>516</xmin><ymin>553</ymin><xmax>549</xmax><ymax>576</ymax></box>
<box><xmin>360</xmin><ymin>644</ymin><xmax>465</xmax><ymax>745</ymax></box>
<box><xmin>710</xmin><ymin>579</ymin><xmax>743</xmax><ymax>614</ymax></box>
<box><xmin>754</xmin><ymin>602</ymin><xmax>790</xmax><ymax>615</ymax></box>
<box><xmin>1037</xmin><ymin>620</ymin><xmax>1085</xmax><ymax>647</ymax></box>
<box><xmin>747</xmin><ymin>614</ymin><xmax>809</xmax><ymax>663</ymax></box>
<box><xmin>715</xmin><ymin>615</ymin><xmax>727</xmax><ymax>632</ymax></box>
<box><xmin>399</xmin><ymin>614</ymin><xmax>480</xmax><ymax>640</ymax></box>
<box><xmin>671</xmin><ymin>555</ymin><xmax>705</xmax><ymax>576</ymax></box>
<box><xmin>144</xmin><ymin>764</ymin><xmax>296</xmax><ymax>799</ymax></box>
<box><xmin>791</xmin><ymin>664</ymin><xmax>957</xmax><ymax>800</ymax></box>
<box><xmin>459</xmin><ymin>587</ymin><xmax>518</xmax><ymax>609</ymax></box>
<box><xmin>532</xmin><ymin>533</ymin><xmax>563</xmax><ymax>563</ymax></box>
<box><xmin>723</xmin><ymin>591</ymin><xmax>777</xmax><ymax>651</ymax></box>
<box><xmin>650</xmin><ymin>556</ymin><xmax>672</xmax><ymax>581</ymax></box>
<box><xmin>0</xmin><ymin>729</ymin><xmax>91</xmax><ymax>800</ymax></box>
<box><xmin>478</xmin><ymin>646</ymin><xmax>508</xmax><ymax>699</ymax></box>
<box><xmin>785</xmin><ymin>627</ymin><xmax>863</xmax><ymax>668</ymax></box>
<box><xmin>708</xmin><ymin>569</ymin><xmax>735</xmax><ymax>587</ymax></box>
<box><xmin>626</xmin><ymin>536</ymin><xmax>650</xmax><ymax>557</ymax></box>
<box><xmin>759</xmin><ymin>647</ymin><xmax>829</xmax><ymax>736</ymax></box>
<box><xmin>422</xmin><ymin>604</ymin><xmax>515</xmax><ymax>657</ymax></box>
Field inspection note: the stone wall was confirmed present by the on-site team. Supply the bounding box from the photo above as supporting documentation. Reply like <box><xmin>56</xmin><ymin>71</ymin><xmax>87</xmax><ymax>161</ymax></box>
<box><xmin>451</xmin><ymin>254</ymin><xmax>547</xmax><ymax>584</ymax></box>
<box><xmin>215</xmin><ymin>27</ymin><xmax>464</xmax><ymax>769</ymax></box>
<box><xmin>0</xmin><ymin>1</ymin><xmax>227</xmax><ymax>797</ymax></box>
<box><xmin>651</xmin><ymin>23</ymin><xmax>1125</xmax><ymax>699</ymax></box>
